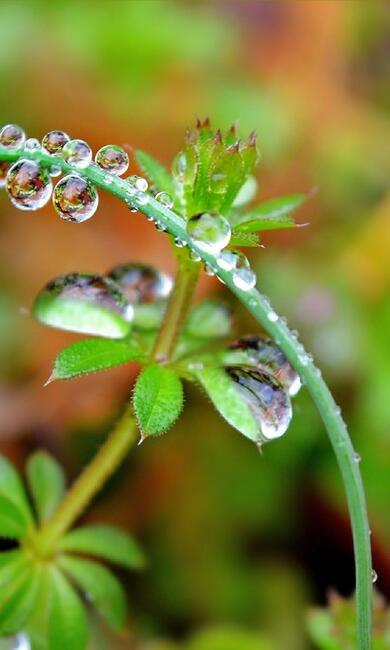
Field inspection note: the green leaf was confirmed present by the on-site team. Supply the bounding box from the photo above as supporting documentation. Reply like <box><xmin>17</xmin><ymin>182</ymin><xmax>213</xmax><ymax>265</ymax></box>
<box><xmin>133</xmin><ymin>302</ymin><xmax>167</xmax><ymax>331</ymax></box>
<box><xmin>49</xmin><ymin>337</ymin><xmax>144</xmax><ymax>382</ymax></box>
<box><xmin>234</xmin><ymin>193</ymin><xmax>305</xmax><ymax>232</ymax></box>
<box><xmin>133</xmin><ymin>364</ymin><xmax>184</xmax><ymax>437</ymax></box>
<box><xmin>0</xmin><ymin>494</ymin><xmax>32</xmax><ymax>538</ymax></box>
<box><xmin>0</xmin><ymin>456</ymin><xmax>34</xmax><ymax>536</ymax></box>
<box><xmin>26</xmin><ymin>451</ymin><xmax>66</xmax><ymax>523</ymax></box>
<box><xmin>59</xmin><ymin>524</ymin><xmax>145</xmax><ymax>570</ymax></box>
<box><xmin>0</xmin><ymin>549</ymin><xmax>29</xmax><ymax>590</ymax></box>
<box><xmin>59</xmin><ymin>555</ymin><xmax>127</xmax><ymax>632</ymax></box>
<box><xmin>185</xmin><ymin>301</ymin><xmax>232</xmax><ymax>339</ymax></box>
<box><xmin>48</xmin><ymin>567</ymin><xmax>88</xmax><ymax>650</ymax></box>
<box><xmin>136</xmin><ymin>150</ymin><xmax>174</xmax><ymax>196</ymax></box>
<box><xmin>229</xmin><ymin>232</ymin><xmax>260</xmax><ymax>247</ymax></box>
<box><xmin>25</xmin><ymin>568</ymin><xmax>52</xmax><ymax>650</ymax></box>
<box><xmin>0</xmin><ymin>565</ymin><xmax>41</xmax><ymax>636</ymax></box>
<box><xmin>188</xmin><ymin>626</ymin><xmax>276</xmax><ymax>650</ymax></box>
<box><xmin>192</xmin><ymin>366</ymin><xmax>259</xmax><ymax>442</ymax></box>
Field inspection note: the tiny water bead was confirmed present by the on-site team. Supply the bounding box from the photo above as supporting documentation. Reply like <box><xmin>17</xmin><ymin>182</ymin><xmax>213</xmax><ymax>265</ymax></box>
<box><xmin>372</xmin><ymin>569</ymin><xmax>378</xmax><ymax>584</ymax></box>
<box><xmin>24</xmin><ymin>137</ymin><xmax>41</xmax><ymax>152</ymax></box>
<box><xmin>107</xmin><ymin>263</ymin><xmax>173</xmax><ymax>304</ymax></box>
<box><xmin>217</xmin><ymin>250</ymin><xmax>238</xmax><ymax>272</ymax></box>
<box><xmin>155</xmin><ymin>191</ymin><xmax>174</xmax><ymax>209</ymax></box>
<box><xmin>42</xmin><ymin>130</ymin><xmax>70</xmax><ymax>154</ymax></box>
<box><xmin>187</xmin><ymin>212</ymin><xmax>231</xmax><ymax>254</ymax></box>
<box><xmin>6</xmin><ymin>159</ymin><xmax>52</xmax><ymax>211</ymax></box>
<box><xmin>232</xmin><ymin>252</ymin><xmax>256</xmax><ymax>291</ymax></box>
<box><xmin>0</xmin><ymin>124</ymin><xmax>25</xmax><ymax>149</ymax></box>
<box><xmin>53</xmin><ymin>174</ymin><xmax>98</xmax><ymax>223</ymax></box>
<box><xmin>33</xmin><ymin>273</ymin><xmax>133</xmax><ymax>338</ymax></box>
<box><xmin>95</xmin><ymin>144</ymin><xmax>129</xmax><ymax>176</ymax></box>
<box><xmin>127</xmin><ymin>175</ymin><xmax>148</xmax><ymax>192</ymax></box>
<box><xmin>226</xmin><ymin>366</ymin><xmax>292</xmax><ymax>441</ymax></box>
<box><xmin>229</xmin><ymin>335</ymin><xmax>302</xmax><ymax>396</ymax></box>
<box><xmin>0</xmin><ymin>161</ymin><xmax>11</xmax><ymax>187</ymax></box>
<box><xmin>62</xmin><ymin>139</ymin><xmax>92</xmax><ymax>168</ymax></box>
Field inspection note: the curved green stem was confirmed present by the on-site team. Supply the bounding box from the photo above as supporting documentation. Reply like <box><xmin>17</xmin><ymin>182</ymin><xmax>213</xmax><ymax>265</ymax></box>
<box><xmin>152</xmin><ymin>246</ymin><xmax>200</xmax><ymax>362</ymax></box>
<box><xmin>33</xmin><ymin>403</ymin><xmax>137</xmax><ymax>556</ymax></box>
<box><xmin>0</xmin><ymin>146</ymin><xmax>372</xmax><ymax>648</ymax></box>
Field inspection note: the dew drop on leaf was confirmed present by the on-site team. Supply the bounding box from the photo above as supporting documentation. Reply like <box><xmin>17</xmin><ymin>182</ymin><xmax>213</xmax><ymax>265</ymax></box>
<box><xmin>372</xmin><ymin>569</ymin><xmax>378</xmax><ymax>583</ymax></box>
<box><xmin>53</xmin><ymin>174</ymin><xmax>98</xmax><ymax>222</ymax></box>
<box><xmin>155</xmin><ymin>191</ymin><xmax>174</xmax><ymax>209</ymax></box>
<box><xmin>42</xmin><ymin>130</ymin><xmax>70</xmax><ymax>154</ymax></box>
<box><xmin>25</xmin><ymin>137</ymin><xmax>41</xmax><ymax>152</ymax></box>
<box><xmin>62</xmin><ymin>139</ymin><xmax>92</xmax><ymax>168</ymax></box>
<box><xmin>107</xmin><ymin>263</ymin><xmax>173</xmax><ymax>304</ymax></box>
<box><xmin>217</xmin><ymin>249</ymin><xmax>238</xmax><ymax>271</ymax></box>
<box><xmin>187</xmin><ymin>212</ymin><xmax>231</xmax><ymax>254</ymax></box>
<box><xmin>231</xmin><ymin>252</ymin><xmax>256</xmax><ymax>291</ymax></box>
<box><xmin>95</xmin><ymin>144</ymin><xmax>129</xmax><ymax>176</ymax></box>
<box><xmin>0</xmin><ymin>124</ymin><xmax>25</xmax><ymax>149</ymax></box>
<box><xmin>229</xmin><ymin>335</ymin><xmax>302</xmax><ymax>396</ymax></box>
<box><xmin>226</xmin><ymin>365</ymin><xmax>292</xmax><ymax>440</ymax></box>
<box><xmin>6</xmin><ymin>159</ymin><xmax>52</xmax><ymax>210</ymax></box>
<box><xmin>127</xmin><ymin>175</ymin><xmax>148</xmax><ymax>192</ymax></box>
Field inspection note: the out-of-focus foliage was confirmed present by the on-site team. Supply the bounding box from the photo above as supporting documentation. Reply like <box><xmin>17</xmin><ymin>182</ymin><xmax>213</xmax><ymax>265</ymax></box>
<box><xmin>0</xmin><ymin>1</ymin><xmax>390</xmax><ymax>648</ymax></box>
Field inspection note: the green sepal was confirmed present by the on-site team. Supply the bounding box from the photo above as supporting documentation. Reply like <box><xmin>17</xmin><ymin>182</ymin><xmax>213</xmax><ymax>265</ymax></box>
<box><xmin>58</xmin><ymin>555</ymin><xmax>127</xmax><ymax>632</ymax></box>
<box><xmin>59</xmin><ymin>524</ymin><xmax>145</xmax><ymax>570</ymax></box>
<box><xmin>0</xmin><ymin>456</ymin><xmax>34</xmax><ymax>538</ymax></box>
<box><xmin>133</xmin><ymin>364</ymin><xmax>184</xmax><ymax>437</ymax></box>
<box><xmin>136</xmin><ymin>150</ymin><xmax>174</xmax><ymax>196</ymax></box>
<box><xmin>26</xmin><ymin>451</ymin><xmax>66</xmax><ymax>523</ymax></box>
<box><xmin>192</xmin><ymin>365</ymin><xmax>260</xmax><ymax>443</ymax></box>
<box><xmin>48</xmin><ymin>567</ymin><xmax>88</xmax><ymax>650</ymax></box>
<box><xmin>234</xmin><ymin>193</ymin><xmax>305</xmax><ymax>232</ymax></box>
<box><xmin>48</xmin><ymin>336</ymin><xmax>145</xmax><ymax>382</ymax></box>
<box><xmin>185</xmin><ymin>300</ymin><xmax>232</xmax><ymax>339</ymax></box>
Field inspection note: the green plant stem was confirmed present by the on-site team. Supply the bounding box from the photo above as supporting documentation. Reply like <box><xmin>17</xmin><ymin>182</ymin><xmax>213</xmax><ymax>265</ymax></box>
<box><xmin>0</xmin><ymin>146</ymin><xmax>372</xmax><ymax>648</ymax></box>
<box><xmin>33</xmin><ymin>404</ymin><xmax>137</xmax><ymax>556</ymax></box>
<box><xmin>152</xmin><ymin>246</ymin><xmax>200</xmax><ymax>362</ymax></box>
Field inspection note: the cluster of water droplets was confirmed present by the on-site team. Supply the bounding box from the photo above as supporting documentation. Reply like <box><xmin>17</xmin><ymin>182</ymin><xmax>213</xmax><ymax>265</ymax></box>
<box><xmin>34</xmin><ymin>264</ymin><xmax>173</xmax><ymax>339</ymax></box>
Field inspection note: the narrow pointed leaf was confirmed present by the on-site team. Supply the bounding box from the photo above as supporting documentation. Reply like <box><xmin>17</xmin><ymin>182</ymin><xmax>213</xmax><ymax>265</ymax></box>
<box><xmin>0</xmin><ymin>456</ymin><xmax>33</xmax><ymax>534</ymax></box>
<box><xmin>229</xmin><ymin>232</ymin><xmax>260</xmax><ymax>247</ymax></box>
<box><xmin>235</xmin><ymin>194</ymin><xmax>305</xmax><ymax>232</ymax></box>
<box><xmin>0</xmin><ymin>549</ymin><xmax>29</xmax><ymax>590</ymax></box>
<box><xmin>25</xmin><ymin>568</ymin><xmax>52</xmax><ymax>650</ymax></box>
<box><xmin>59</xmin><ymin>524</ymin><xmax>145</xmax><ymax>570</ymax></box>
<box><xmin>48</xmin><ymin>568</ymin><xmax>88</xmax><ymax>650</ymax></box>
<box><xmin>0</xmin><ymin>495</ymin><xmax>31</xmax><ymax>538</ymax></box>
<box><xmin>192</xmin><ymin>366</ymin><xmax>259</xmax><ymax>442</ymax></box>
<box><xmin>26</xmin><ymin>451</ymin><xmax>66</xmax><ymax>523</ymax></box>
<box><xmin>133</xmin><ymin>364</ymin><xmax>184</xmax><ymax>437</ymax></box>
<box><xmin>185</xmin><ymin>301</ymin><xmax>232</xmax><ymax>339</ymax></box>
<box><xmin>0</xmin><ymin>565</ymin><xmax>41</xmax><ymax>636</ymax></box>
<box><xmin>49</xmin><ymin>337</ymin><xmax>144</xmax><ymax>382</ymax></box>
<box><xmin>136</xmin><ymin>150</ymin><xmax>174</xmax><ymax>196</ymax></box>
<box><xmin>59</xmin><ymin>555</ymin><xmax>127</xmax><ymax>632</ymax></box>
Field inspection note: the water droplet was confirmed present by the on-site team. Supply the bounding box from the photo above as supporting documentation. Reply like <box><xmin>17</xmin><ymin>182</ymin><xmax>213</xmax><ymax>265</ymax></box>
<box><xmin>172</xmin><ymin>152</ymin><xmax>186</xmax><ymax>182</ymax></box>
<box><xmin>189</xmin><ymin>250</ymin><xmax>201</xmax><ymax>262</ymax></box>
<box><xmin>229</xmin><ymin>336</ymin><xmax>302</xmax><ymax>397</ymax></box>
<box><xmin>0</xmin><ymin>161</ymin><xmax>11</xmax><ymax>187</ymax></box>
<box><xmin>353</xmin><ymin>451</ymin><xmax>361</xmax><ymax>463</ymax></box>
<box><xmin>33</xmin><ymin>273</ymin><xmax>133</xmax><ymax>338</ymax></box>
<box><xmin>372</xmin><ymin>569</ymin><xmax>378</xmax><ymax>583</ymax></box>
<box><xmin>155</xmin><ymin>220</ymin><xmax>166</xmax><ymax>231</ymax></box>
<box><xmin>1</xmin><ymin>633</ymin><xmax>31</xmax><ymax>650</ymax></box>
<box><xmin>155</xmin><ymin>191</ymin><xmax>174</xmax><ymax>209</ymax></box>
<box><xmin>62</xmin><ymin>139</ymin><xmax>92</xmax><ymax>168</ymax></box>
<box><xmin>232</xmin><ymin>252</ymin><xmax>256</xmax><ymax>291</ymax></box>
<box><xmin>95</xmin><ymin>144</ymin><xmax>129</xmax><ymax>176</ymax></box>
<box><xmin>6</xmin><ymin>159</ymin><xmax>52</xmax><ymax>210</ymax></box>
<box><xmin>174</xmin><ymin>237</ymin><xmax>187</xmax><ymax>248</ymax></box>
<box><xmin>107</xmin><ymin>263</ymin><xmax>173</xmax><ymax>304</ymax></box>
<box><xmin>42</xmin><ymin>130</ymin><xmax>70</xmax><ymax>154</ymax></box>
<box><xmin>0</xmin><ymin>124</ymin><xmax>25</xmax><ymax>149</ymax></box>
<box><xmin>53</xmin><ymin>174</ymin><xmax>98</xmax><ymax>222</ymax></box>
<box><xmin>227</xmin><ymin>366</ymin><xmax>292</xmax><ymax>441</ymax></box>
<box><xmin>135</xmin><ymin>190</ymin><xmax>149</xmax><ymax>206</ymax></box>
<box><xmin>104</xmin><ymin>173</ymin><xmax>114</xmax><ymax>185</ymax></box>
<box><xmin>187</xmin><ymin>212</ymin><xmax>231</xmax><ymax>254</ymax></box>
<box><xmin>267</xmin><ymin>310</ymin><xmax>278</xmax><ymax>322</ymax></box>
<box><xmin>217</xmin><ymin>249</ymin><xmax>237</xmax><ymax>272</ymax></box>
<box><xmin>24</xmin><ymin>137</ymin><xmax>41</xmax><ymax>152</ymax></box>
<box><xmin>127</xmin><ymin>175</ymin><xmax>148</xmax><ymax>192</ymax></box>
<box><xmin>205</xmin><ymin>264</ymin><xmax>216</xmax><ymax>277</ymax></box>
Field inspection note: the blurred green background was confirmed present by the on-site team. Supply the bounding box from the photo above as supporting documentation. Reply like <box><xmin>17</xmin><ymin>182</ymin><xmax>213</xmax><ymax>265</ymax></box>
<box><xmin>0</xmin><ymin>1</ymin><xmax>390</xmax><ymax>648</ymax></box>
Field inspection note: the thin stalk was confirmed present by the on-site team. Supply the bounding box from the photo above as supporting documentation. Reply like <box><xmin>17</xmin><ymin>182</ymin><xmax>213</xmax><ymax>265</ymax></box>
<box><xmin>0</xmin><ymin>146</ymin><xmax>372</xmax><ymax>648</ymax></box>
<box><xmin>33</xmin><ymin>404</ymin><xmax>137</xmax><ymax>556</ymax></box>
<box><xmin>152</xmin><ymin>246</ymin><xmax>200</xmax><ymax>362</ymax></box>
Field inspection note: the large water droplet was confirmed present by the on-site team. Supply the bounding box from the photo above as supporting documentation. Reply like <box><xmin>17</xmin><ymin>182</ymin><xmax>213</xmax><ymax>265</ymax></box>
<box><xmin>33</xmin><ymin>273</ymin><xmax>133</xmax><ymax>338</ymax></box>
<box><xmin>0</xmin><ymin>124</ymin><xmax>25</xmax><ymax>149</ymax></box>
<box><xmin>95</xmin><ymin>144</ymin><xmax>129</xmax><ymax>176</ymax></box>
<box><xmin>187</xmin><ymin>212</ymin><xmax>231</xmax><ymax>254</ymax></box>
<box><xmin>53</xmin><ymin>174</ymin><xmax>98</xmax><ymax>222</ymax></box>
<box><xmin>0</xmin><ymin>161</ymin><xmax>11</xmax><ymax>187</ymax></box>
<box><xmin>62</xmin><ymin>139</ymin><xmax>92</xmax><ymax>168</ymax></box>
<box><xmin>127</xmin><ymin>175</ymin><xmax>148</xmax><ymax>192</ymax></box>
<box><xmin>172</xmin><ymin>152</ymin><xmax>186</xmax><ymax>182</ymax></box>
<box><xmin>6</xmin><ymin>159</ymin><xmax>52</xmax><ymax>210</ymax></box>
<box><xmin>217</xmin><ymin>250</ymin><xmax>237</xmax><ymax>272</ymax></box>
<box><xmin>155</xmin><ymin>191</ymin><xmax>174</xmax><ymax>209</ymax></box>
<box><xmin>226</xmin><ymin>365</ymin><xmax>292</xmax><ymax>440</ymax></box>
<box><xmin>42</xmin><ymin>130</ymin><xmax>70</xmax><ymax>155</ymax></box>
<box><xmin>232</xmin><ymin>252</ymin><xmax>256</xmax><ymax>291</ymax></box>
<box><xmin>107</xmin><ymin>263</ymin><xmax>173</xmax><ymax>304</ymax></box>
<box><xmin>229</xmin><ymin>335</ymin><xmax>302</xmax><ymax>396</ymax></box>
